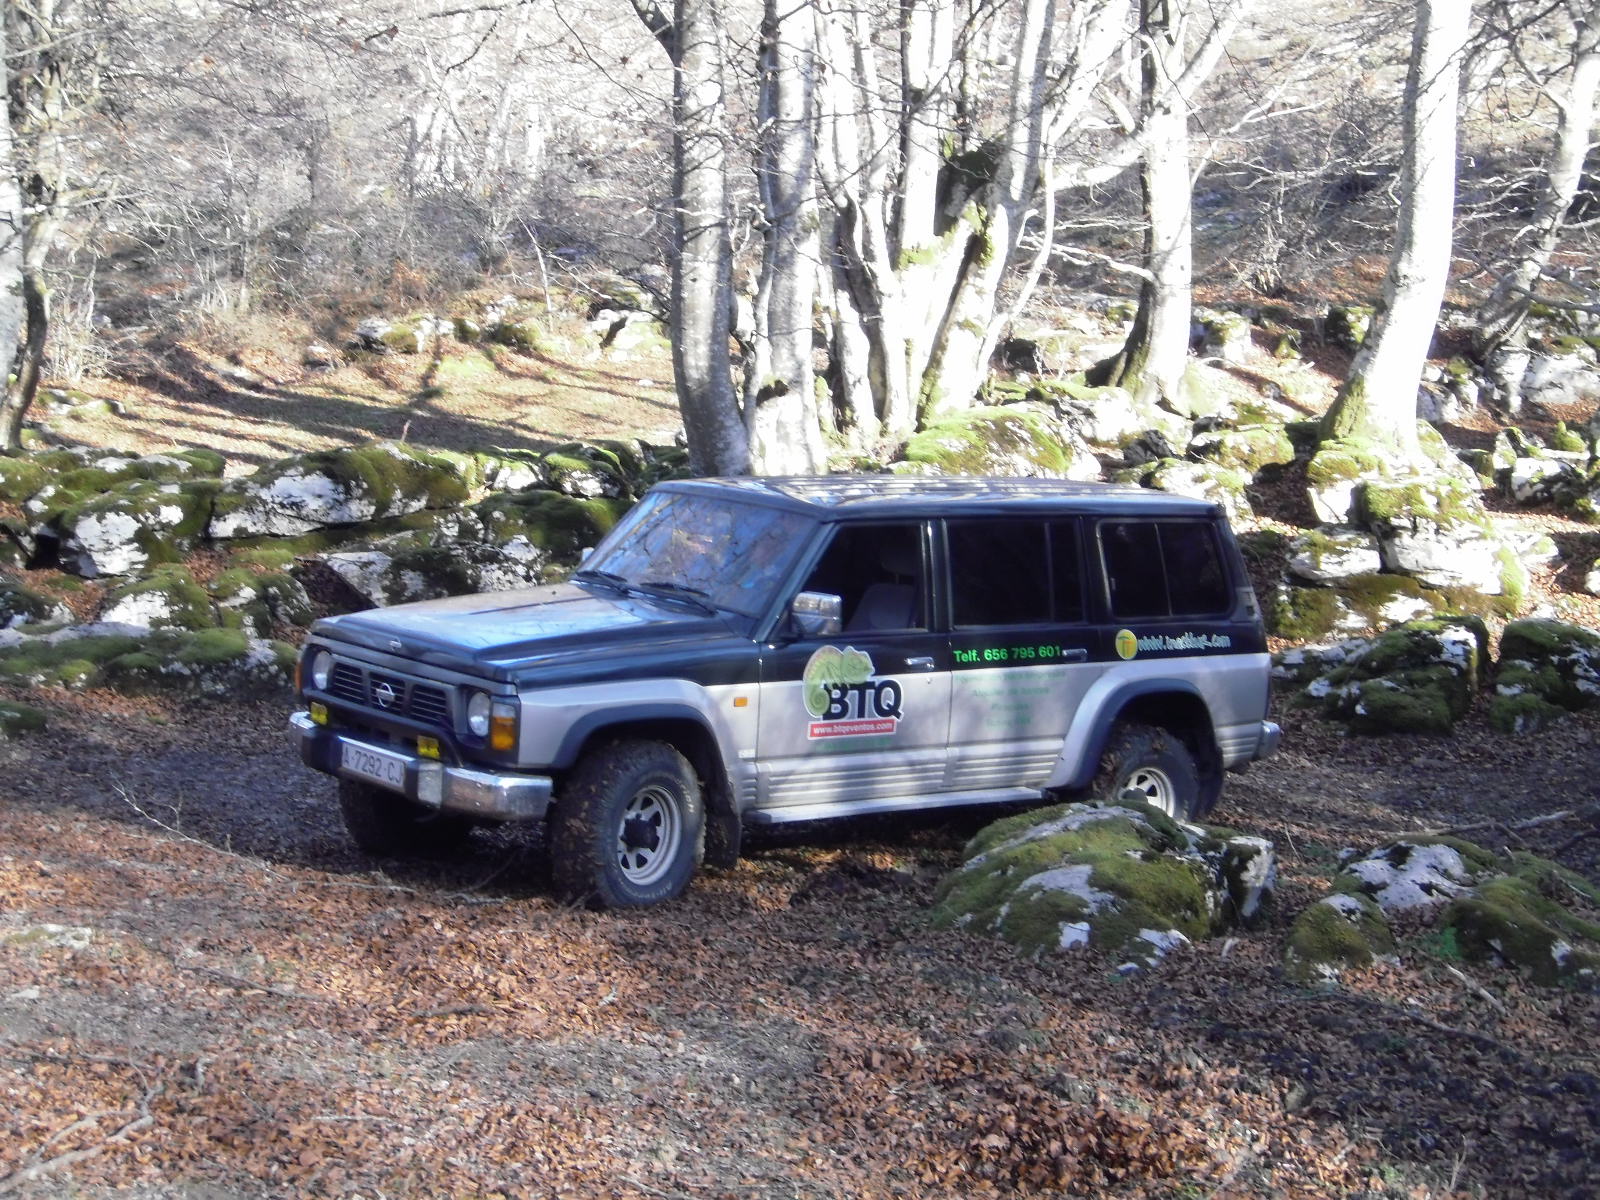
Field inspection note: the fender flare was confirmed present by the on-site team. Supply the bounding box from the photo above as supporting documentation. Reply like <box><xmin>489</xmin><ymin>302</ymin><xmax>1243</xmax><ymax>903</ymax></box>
<box><xmin>1054</xmin><ymin>677</ymin><xmax>1213</xmax><ymax>792</ymax></box>
<box><xmin>551</xmin><ymin>702</ymin><xmax>722</xmax><ymax>771</ymax></box>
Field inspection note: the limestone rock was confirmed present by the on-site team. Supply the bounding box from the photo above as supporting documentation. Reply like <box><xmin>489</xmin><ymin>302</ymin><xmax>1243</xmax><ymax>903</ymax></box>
<box><xmin>1187</xmin><ymin>424</ymin><xmax>1295</xmax><ymax>474</ymax></box>
<box><xmin>48</xmin><ymin>479</ymin><xmax>218</xmax><ymax>578</ymax></box>
<box><xmin>897</xmin><ymin>404</ymin><xmax>1101</xmax><ymax>481</ymax></box>
<box><xmin>100</xmin><ymin>565</ymin><xmax>218</xmax><ymax>631</ymax></box>
<box><xmin>1489</xmin><ymin>617</ymin><xmax>1600</xmax><ymax>734</ymax></box>
<box><xmin>930</xmin><ymin>798</ymin><xmax>1275</xmax><ymax>968</ymax></box>
<box><xmin>210</xmin><ymin>442</ymin><xmax>484</xmax><ymax>538</ymax></box>
<box><xmin>1115</xmin><ymin>458</ymin><xmax>1252</xmax><ymax>522</ymax></box>
<box><xmin>1291</xmin><ymin>616</ymin><xmax>1488</xmax><ymax>734</ymax></box>
<box><xmin>1283</xmin><ymin>893</ymin><xmax>1396</xmax><ymax>986</ymax></box>
<box><xmin>1286</xmin><ymin>527</ymin><xmax>1383</xmax><ymax>584</ymax></box>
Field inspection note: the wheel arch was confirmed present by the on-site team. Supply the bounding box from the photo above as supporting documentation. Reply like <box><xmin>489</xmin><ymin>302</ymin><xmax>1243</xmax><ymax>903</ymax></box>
<box><xmin>553</xmin><ymin>710</ymin><xmax>739</xmax><ymax>857</ymax></box>
<box><xmin>1058</xmin><ymin>681</ymin><xmax>1222</xmax><ymax>806</ymax></box>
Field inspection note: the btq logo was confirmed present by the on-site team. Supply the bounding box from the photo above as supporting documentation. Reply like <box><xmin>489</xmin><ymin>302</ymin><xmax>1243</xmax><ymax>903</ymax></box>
<box><xmin>802</xmin><ymin>646</ymin><xmax>905</xmax><ymax>740</ymax></box>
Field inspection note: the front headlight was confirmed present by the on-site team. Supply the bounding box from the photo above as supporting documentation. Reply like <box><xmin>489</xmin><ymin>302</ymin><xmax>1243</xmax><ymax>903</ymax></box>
<box><xmin>310</xmin><ymin>650</ymin><xmax>333</xmax><ymax>690</ymax></box>
<box><xmin>466</xmin><ymin>691</ymin><xmax>493</xmax><ymax>737</ymax></box>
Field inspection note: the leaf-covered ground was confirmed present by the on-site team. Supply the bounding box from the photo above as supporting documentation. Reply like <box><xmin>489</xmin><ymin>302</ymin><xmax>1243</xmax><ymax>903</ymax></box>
<box><xmin>3</xmin><ymin>692</ymin><xmax>1597</xmax><ymax>1199</ymax></box>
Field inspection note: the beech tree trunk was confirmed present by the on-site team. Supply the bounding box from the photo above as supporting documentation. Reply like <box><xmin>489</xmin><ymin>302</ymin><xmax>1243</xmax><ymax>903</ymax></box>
<box><xmin>1473</xmin><ymin>0</ymin><xmax>1600</xmax><ymax>412</ymax></box>
<box><xmin>1</xmin><ymin>0</ymin><xmax>77</xmax><ymax>452</ymax></box>
<box><xmin>745</xmin><ymin>0</ymin><xmax>825</xmax><ymax>473</ymax></box>
<box><xmin>1100</xmin><ymin>0</ymin><xmax>1196</xmax><ymax>410</ymax></box>
<box><xmin>1321</xmin><ymin>0</ymin><xmax>1471</xmax><ymax>456</ymax></box>
<box><xmin>1</xmin><ymin>15</ymin><xmax>23</xmax><ymax>437</ymax></box>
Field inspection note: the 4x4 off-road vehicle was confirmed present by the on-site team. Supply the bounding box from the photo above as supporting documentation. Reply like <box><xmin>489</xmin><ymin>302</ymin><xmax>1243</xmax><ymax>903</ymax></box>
<box><xmin>292</xmin><ymin>477</ymin><xmax>1280</xmax><ymax>907</ymax></box>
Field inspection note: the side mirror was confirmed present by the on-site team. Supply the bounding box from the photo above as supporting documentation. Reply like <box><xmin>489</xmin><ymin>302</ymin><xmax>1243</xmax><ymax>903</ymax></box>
<box><xmin>578</xmin><ymin>546</ymin><xmax>593</xmax><ymax>564</ymax></box>
<box><xmin>790</xmin><ymin>590</ymin><xmax>842</xmax><ymax>638</ymax></box>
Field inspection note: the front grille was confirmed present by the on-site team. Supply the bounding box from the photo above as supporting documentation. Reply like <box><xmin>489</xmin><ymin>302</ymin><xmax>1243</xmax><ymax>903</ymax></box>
<box><xmin>321</xmin><ymin>659</ymin><xmax>454</xmax><ymax>731</ymax></box>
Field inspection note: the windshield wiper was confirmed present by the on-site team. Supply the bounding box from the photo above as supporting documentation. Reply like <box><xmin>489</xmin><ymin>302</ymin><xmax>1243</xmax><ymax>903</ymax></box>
<box><xmin>637</xmin><ymin>579</ymin><xmax>718</xmax><ymax>614</ymax></box>
<box><xmin>572</xmin><ymin>568</ymin><xmax>632</xmax><ymax>595</ymax></box>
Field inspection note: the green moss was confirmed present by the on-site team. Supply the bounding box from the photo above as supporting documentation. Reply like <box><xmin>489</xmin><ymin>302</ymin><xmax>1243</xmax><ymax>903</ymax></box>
<box><xmin>1343</xmin><ymin>677</ymin><xmax>1456</xmax><ymax>734</ymax></box>
<box><xmin>1284</xmin><ymin>894</ymin><xmax>1395</xmax><ymax>985</ymax></box>
<box><xmin>0</xmin><ymin>701</ymin><xmax>47</xmax><ymax>736</ymax></box>
<box><xmin>1501</xmin><ymin>617</ymin><xmax>1600</xmax><ymax>661</ymax></box>
<box><xmin>1444</xmin><ymin>876</ymin><xmax>1600</xmax><ymax>986</ymax></box>
<box><xmin>103</xmin><ymin>565</ymin><xmax>218</xmax><ymax>630</ymax></box>
<box><xmin>901</xmin><ymin>406</ymin><xmax>1073</xmax><ymax>476</ymax></box>
<box><xmin>490</xmin><ymin>320</ymin><xmax>546</xmax><ymax>353</ymax></box>
<box><xmin>0</xmin><ymin>455</ymin><xmax>49</xmax><ymax>502</ymax></box>
<box><xmin>1550</xmin><ymin>421</ymin><xmax>1587</xmax><ymax>453</ymax></box>
<box><xmin>1488</xmin><ymin>690</ymin><xmax>1567</xmax><ymax>734</ymax></box>
<box><xmin>0</xmin><ymin>633</ymin><xmax>145</xmax><ymax>689</ymax></box>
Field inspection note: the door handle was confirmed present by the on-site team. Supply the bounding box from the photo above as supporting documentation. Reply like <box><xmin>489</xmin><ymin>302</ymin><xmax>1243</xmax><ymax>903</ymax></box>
<box><xmin>904</xmin><ymin>656</ymin><xmax>936</xmax><ymax>671</ymax></box>
<box><xmin>1062</xmin><ymin>648</ymin><xmax>1088</xmax><ymax>663</ymax></box>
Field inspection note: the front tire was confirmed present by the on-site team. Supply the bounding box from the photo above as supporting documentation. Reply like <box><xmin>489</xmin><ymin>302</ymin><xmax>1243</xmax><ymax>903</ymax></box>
<box><xmin>1090</xmin><ymin>723</ymin><xmax>1200</xmax><ymax>820</ymax></box>
<box><xmin>337</xmin><ymin>778</ymin><xmax>473</xmax><ymax>857</ymax></box>
<box><xmin>550</xmin><ymin>739</ymin><xmax>705</xmax><ymax>909</ymax></box>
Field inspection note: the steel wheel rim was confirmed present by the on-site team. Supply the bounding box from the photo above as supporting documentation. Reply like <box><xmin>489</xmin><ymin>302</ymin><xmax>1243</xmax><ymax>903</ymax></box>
<box><xmin>615</xmin><ymin>783</ymin><xmax>683</xmax><ymax>886</ymax></box>
<box><xmin>1124</xmin><ymin>766</ymin><xmax>1176</xmax><ymax>816</ymax></box>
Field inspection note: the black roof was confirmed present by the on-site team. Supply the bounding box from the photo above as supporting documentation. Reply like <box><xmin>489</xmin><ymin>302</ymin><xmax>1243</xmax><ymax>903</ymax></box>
<box><xmin>657</xmin><ymin>475</ymin><xmax>1223</xmax><ymax>520</ymax></box>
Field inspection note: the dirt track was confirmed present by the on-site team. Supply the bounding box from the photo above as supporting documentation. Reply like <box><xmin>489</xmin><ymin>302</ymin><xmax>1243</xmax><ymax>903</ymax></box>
<box><xmin>3</xmin><ymin>691</ymin><xmax>1598</xmax><ymax>1198</ymax></box>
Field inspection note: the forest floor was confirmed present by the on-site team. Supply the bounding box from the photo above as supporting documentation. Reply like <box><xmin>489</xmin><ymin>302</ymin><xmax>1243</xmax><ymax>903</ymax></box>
<box><xmin>3</xmin><ymin>328</ymin><xmax>1600</xmax><ymax>1198</ymax></box>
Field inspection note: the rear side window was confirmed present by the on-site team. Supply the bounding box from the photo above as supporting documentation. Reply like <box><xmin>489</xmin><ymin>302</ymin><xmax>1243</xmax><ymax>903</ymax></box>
<box><xmin>1100</xmin><ymin>520</ymin><xmax>1230</xmax><ymax>619</ymax></box>
<box><xmin>947</xmin><ymin>519</ymin><xmax>1084</xmax><ymax>627</ymax></box>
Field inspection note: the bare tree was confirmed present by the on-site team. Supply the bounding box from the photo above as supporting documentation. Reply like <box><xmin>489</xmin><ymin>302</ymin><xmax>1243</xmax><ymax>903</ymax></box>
<box><xmin>1092</xmin><ymin>0</ymin><xmax>1250</xmax><ymax>410</ymax></box>
<box><xmin>633</xmin><ymin>0</ymin><xmax>750</xmax><ymax>475</ymax></box>
<box><xmin>1</xmin><ymin>0</ymin><xmax>103</xmax><ymax>451</ymax></box>
<box><xmin>1320</xmin><ymin>0</ymin><xmax>1472</xmax><ymax>456</ymax></box>
<box><xmin>744</xmin><ymin>0</ymin><xmax>826</xmax><ymax>473</ymax></box>
<box><xmin>1472</xmin><ymin>0</ymin><xmax>1600</xmax><ymax>411</ymax></box>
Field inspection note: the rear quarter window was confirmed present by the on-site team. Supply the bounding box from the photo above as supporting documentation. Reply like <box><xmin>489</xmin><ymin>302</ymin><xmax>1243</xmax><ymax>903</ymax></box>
<box><xmin>1099</xmin><ymin>519</ymin><xmax>1230</xmax><ymax>619</ymax></box>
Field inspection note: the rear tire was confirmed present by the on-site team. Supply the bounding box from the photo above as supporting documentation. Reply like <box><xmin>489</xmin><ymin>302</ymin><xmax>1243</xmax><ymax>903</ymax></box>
<box><xmin>337</xmin><ymin>778</ymin><xmax>473</xmax><ymax>857</ymax></box>
<box><xmin>550</xmin><ymin>739</ymin><xmax>704</xmax><ymax>909</ymax></box>
<box><xmin>1090</xmin><ymin>723</ymin><xmax>1200</xmax><ymax>820</ymax></box>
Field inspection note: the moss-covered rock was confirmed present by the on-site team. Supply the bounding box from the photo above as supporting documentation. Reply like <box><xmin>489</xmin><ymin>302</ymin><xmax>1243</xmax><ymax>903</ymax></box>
<box><xmin>1194</xmin><ymin>308</ymin><xmax>1254</xmax><ymax>364</ymax></box>
<box><xmin>898</xmin><ymin>404</ymin><xmax>1100</xmax><ymax>480</ymax></box>
<box><xmin>0</xmin><ymin>627</ymin><xmax>151</xmax><ymax>689</ymax></box>
<box><xmin>100</xmin><ymin>564</ymin><xmax>218</xmax><ymax>630</ymax></box>
<box><xmin>1283</xmin><ymin>893</ymin><xmax>1397</xmax><ymax>985</ymax></box>
<box><xmin>0</xmin><ymin>455</ymin><xmax>50</xmax><ymax>503</ymax></box>
<box><xmin>1187</xmin><ymin>425</ymin><xmax>1295</xmax><ymax>474</ymax></box>
<box><xmin>1293</xmin><ymin>616</ymin><xmax>1487</xmax><ymax>734</ymax></box>
<box><xmin>0</xmin><ymin>700</ymin><xmax>47</xmax><ymax>737</ymax></box>
<box><xmin>1441</xmin><ymin>859</ymin><xmax>1600</xmax><ymax>988</ymax></box>
<box><xmin>46</xmin><ymin>478</ymin><xmax>219</xmax><ymax>578</ymax></box>
<box><xmin>0</xmin><ymin>578</ymin><xmax>72</xmax><ymax>628</ymax></box>
<box><xmin>1267</xmin><ymin>573</ymin><xmax>1493</xmax><ymax>641</ymax></box>
<box><xmin>210</xmin><ymin>568</ymin><xmax>316</xmax><ymax>636</ymax></box>
<box><xmin>1114</xmin><ymin>458</ymin><xmax>1252</xmax><ymax>522</ymax></box>
<box><xmin>930</xmin><ymin>799</ymin><xmax>1275</xmax><ymax>966</ymax></box>
<box><xmin>210</xmin><ymin>442</ymin><xmax>487</xmax><ymax>538</ymax></box>
<box><xmin>97</xmin><ymin>627</ymin><xmax>296</xmax><ymax>698</ymax></box>
<box><xmin>1285</xmin><ymin>527</ymin><xmax>1383</xmax><ymax>585</ymax></box>
<box><xmin>1324</xmin><ymin>304</ymin><xmax>1374</xmax><ymax>352</ymax></box>
<box><xmin>1489</xmin><ymin>618</ymin><xmax>1600</xmax><ymax>733</ymax></box>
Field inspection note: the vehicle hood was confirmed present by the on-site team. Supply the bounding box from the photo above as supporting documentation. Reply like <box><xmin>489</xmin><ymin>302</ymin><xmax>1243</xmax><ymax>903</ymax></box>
<box><xmin>313</xmin><ymin>583</ymin><xmax>753</xmax><ymax>676</ymax></box>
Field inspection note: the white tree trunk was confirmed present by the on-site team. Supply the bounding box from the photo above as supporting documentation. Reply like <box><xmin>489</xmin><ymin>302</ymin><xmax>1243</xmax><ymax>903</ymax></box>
<box><xmin>1322</xmin><ymin>0</ymin><xmax>1471</xmax><ymax>454</ymax></box>
<box><xmin>668</xmin><ymin>0</ymin><xmax>749</xmax><ymax>476</ymax></box>
<box><xmin>0</xmin><ymin>13</ymin><xmax>23</xmax><ymax>404</ymax></box>
<box><xmin>1475</xmin><ymin>0</ymin><xmax>1600</xmax><ymax>411</ymax></box>
<box><xmin>746</xmin><ymin>0</ymin><xmax>825</xmax><ymax>474</ymax></box>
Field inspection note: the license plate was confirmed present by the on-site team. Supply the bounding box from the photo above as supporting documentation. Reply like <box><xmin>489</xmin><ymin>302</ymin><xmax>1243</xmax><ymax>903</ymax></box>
<box><xmin>340</xmin><ymin>740</ymin><xmax>408</xmax><ymax>790</ymax></box>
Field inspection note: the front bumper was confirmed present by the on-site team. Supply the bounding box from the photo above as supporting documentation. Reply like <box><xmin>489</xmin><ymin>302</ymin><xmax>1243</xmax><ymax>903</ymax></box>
<box><xmin>290</xmin><ymin>711</ymin><xmax>552</xmax><ymax>822</ymax></box>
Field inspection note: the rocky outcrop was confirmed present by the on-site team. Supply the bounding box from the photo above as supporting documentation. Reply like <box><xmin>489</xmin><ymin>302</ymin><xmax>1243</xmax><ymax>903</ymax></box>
<box><xmin>896</xmin><ymin>404</ymin><xmax>1101</xmax><ymax>480</ymax></box>
<box><xmin>1489</xmin><ymin>618</ymin><xmax>1600</xmax><ymax>733</ymax></box>
<box><xmin>1285</xmin><ymin>839</ymin><xmax>1600</xmax><ymax>989</ymax></box>
<box><xmin>930</xmin><ymin>798</ymin><xmax>1275</xmax><ymax>968</ymax></box>
<box><xmin>1281</xmin><ymin>616</ymin><xmax>1487</xmax><ymax>734</ymax></box>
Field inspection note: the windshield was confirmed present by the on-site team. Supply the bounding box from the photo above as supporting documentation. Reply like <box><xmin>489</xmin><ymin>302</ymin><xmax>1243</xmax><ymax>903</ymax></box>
<box><xmin>578</xmin><ymin>491</ymin><xmax>814</xmax><ymax>617</ymax></box>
